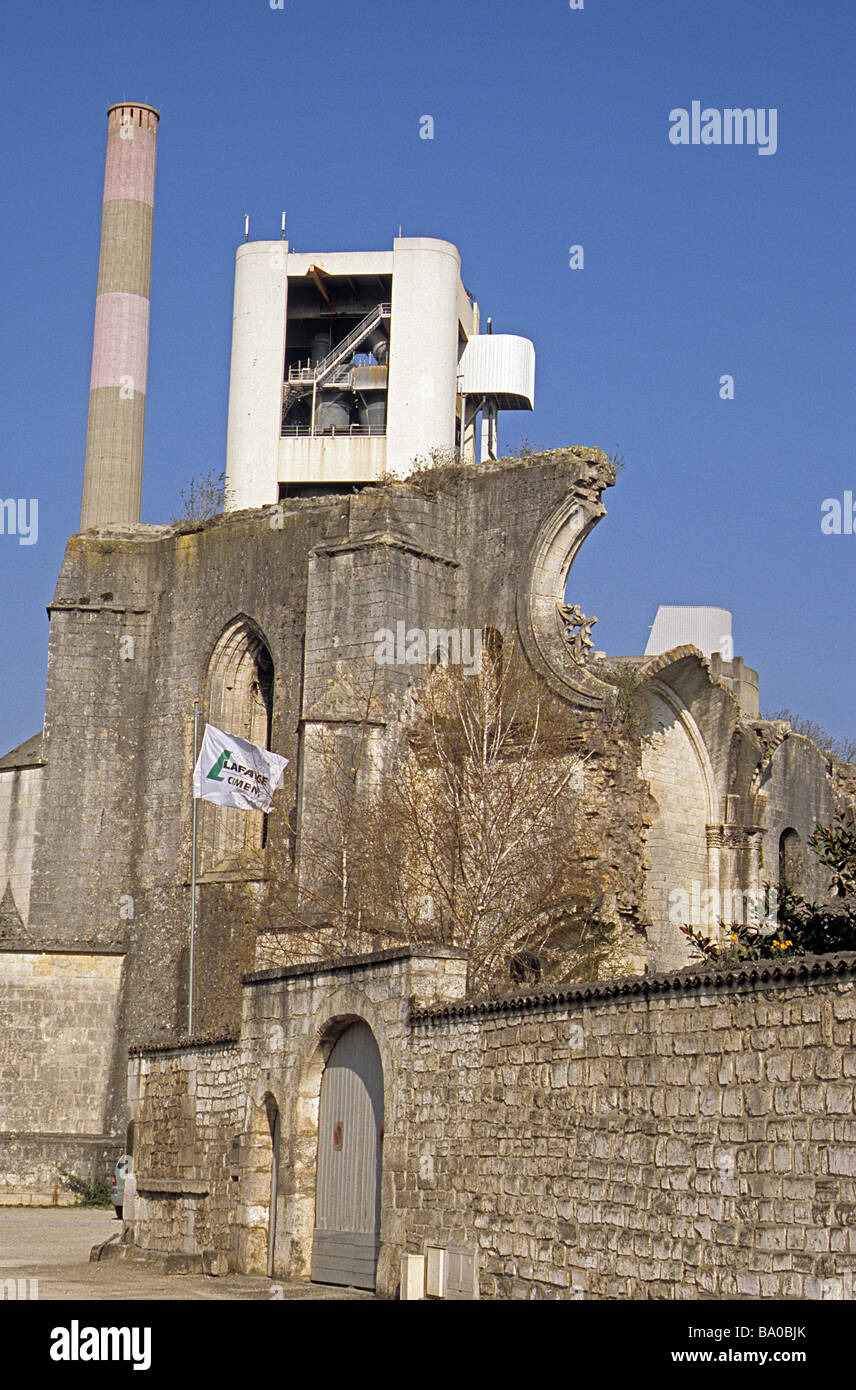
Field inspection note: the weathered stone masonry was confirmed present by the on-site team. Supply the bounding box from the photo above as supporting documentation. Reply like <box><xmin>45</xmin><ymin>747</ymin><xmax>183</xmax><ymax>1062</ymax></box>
<box><xmin>2</xmin><ymin>446</ymin><xmax>850</xmax><ymax>1207</ymax></box>
<box><xmin>0</xmin><ymin>945</ymin><xmax>125</xmax><ymax>1204</ymax></box>
<box><xmin>127</xmin><ymin>947</ymin><xmax>856</xmax><ymax>1300</ymax></box>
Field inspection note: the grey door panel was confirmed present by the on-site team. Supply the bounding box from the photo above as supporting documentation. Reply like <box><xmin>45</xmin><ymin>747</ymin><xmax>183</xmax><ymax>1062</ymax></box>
<box><xmin>311</xmin><ymin>1021</ymin><xmax>384</xmax><ymax>1290</ymax></box>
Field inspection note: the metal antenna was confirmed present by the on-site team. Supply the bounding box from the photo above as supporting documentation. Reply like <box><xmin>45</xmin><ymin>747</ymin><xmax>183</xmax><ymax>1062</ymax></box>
<box><xmin>281</xmin><ymin>211</ymin><xmax>286</xmax><ymax>240</ymax></box>
<box><xmin>244</xmin><ymin>214</ymin><xmax>250</xmax><ymax>242</ymax></box>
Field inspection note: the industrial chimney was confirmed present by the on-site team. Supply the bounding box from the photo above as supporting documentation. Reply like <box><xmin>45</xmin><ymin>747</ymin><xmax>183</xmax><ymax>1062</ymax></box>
<box><xmin>80</xmin><ymin>103</ymin><xmax>159</xmax><ymax>529</ymax></box>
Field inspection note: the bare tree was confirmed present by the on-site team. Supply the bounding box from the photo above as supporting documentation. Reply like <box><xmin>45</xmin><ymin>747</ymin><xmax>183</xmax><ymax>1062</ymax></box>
<box><xmin>171</xmin><ymin>469</ymin><xmax>227</xmax><ymax>523</ymax></box>
<box><xmin>261</xmin><ymin>647</ymin><xmax>629</xmax><ymax>995</ymax></box>
<box><xmin>761</xmin><ymin>708</ymin><xmax>856</xmax><ymax>764</ymax></box>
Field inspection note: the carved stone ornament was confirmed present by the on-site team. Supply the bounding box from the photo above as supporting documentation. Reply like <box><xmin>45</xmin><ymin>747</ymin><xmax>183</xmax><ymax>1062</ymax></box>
<box><xmin>557</xmin><ymin>602</ymin><xmax>597</xmax><ymax>663</ymax></box>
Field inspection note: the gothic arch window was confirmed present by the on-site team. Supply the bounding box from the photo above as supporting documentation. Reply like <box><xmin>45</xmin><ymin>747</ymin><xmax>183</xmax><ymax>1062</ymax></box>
<box><xmin>779</xmin><ymin>827</ymin><xmax>804</xmax><ymax>896</ymax></box>
<box><xmin>200</xmin><ymin>617</ymin><xmax>274</xmax><ymax>875</ymax></box>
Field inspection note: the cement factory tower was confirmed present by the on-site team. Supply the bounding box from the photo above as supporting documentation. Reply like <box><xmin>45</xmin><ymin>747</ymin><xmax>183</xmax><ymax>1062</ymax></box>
<box><xmin>80</xmin><ymin>103</ymin><xmax>159</xmax><ymax>529</ymax></box>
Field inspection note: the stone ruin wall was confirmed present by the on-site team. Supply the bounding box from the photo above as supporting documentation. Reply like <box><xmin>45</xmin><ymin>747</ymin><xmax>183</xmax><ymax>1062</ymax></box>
<box><xmin>3</xmin><ymin>449</ymin><xmax>852</xmax><ymax>1204</ymax></box>
<box><xmin>127</xmin><ymin>948</ymin><xmax>856</xmax><ymax>1300</ymax></box>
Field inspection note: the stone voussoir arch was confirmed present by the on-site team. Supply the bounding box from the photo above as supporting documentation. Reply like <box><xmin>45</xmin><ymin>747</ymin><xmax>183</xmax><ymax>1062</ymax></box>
<box><xmin>644</xmin><ymin>674</ymin><xmax>719</xmax><ymax>827</ymax></box>
<box><xmin>515</xmin><ymin>450</ymin><xmax>617</xmax><ymax>710</ymax></box>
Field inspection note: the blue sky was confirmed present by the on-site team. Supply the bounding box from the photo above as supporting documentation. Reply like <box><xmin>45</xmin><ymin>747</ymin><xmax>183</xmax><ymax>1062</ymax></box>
<box><xmin>1</xmin><ymin>0</ymin><xmax>854</xmax><ymax>753</ymax></box>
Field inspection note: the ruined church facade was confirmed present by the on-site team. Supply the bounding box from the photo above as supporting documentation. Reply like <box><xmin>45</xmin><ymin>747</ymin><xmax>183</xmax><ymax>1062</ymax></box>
<box><xmin>0</xmin><ymin>104</ymin><xmax>849</xmax><ymax>1209</ymax></box>
<box><xmin>0</xmin><ymin>444</ymin><xmax>847</xmax><ymax>1203</ymax></box>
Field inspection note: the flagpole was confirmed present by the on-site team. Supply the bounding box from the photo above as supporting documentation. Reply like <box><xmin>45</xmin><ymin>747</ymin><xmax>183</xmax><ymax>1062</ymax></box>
<box><xmin>189</xmin><ymin>698</ymin><xmax>200</xmax><ymax>1037</ymax></box>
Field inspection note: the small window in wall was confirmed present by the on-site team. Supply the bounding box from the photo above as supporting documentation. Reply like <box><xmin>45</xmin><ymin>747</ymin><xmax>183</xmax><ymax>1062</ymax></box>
<box><xmin>779</xmin><ymin>828</ymin><xmax>804</xmax><ymax>896</ymax></box>
<box><xmin>200</xmin><ymin>617</ymin><xmax>274</xmax><ymax>875</ymax></box>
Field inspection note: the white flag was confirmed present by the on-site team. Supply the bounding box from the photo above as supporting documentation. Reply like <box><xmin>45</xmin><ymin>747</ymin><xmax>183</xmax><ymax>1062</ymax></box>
<box><xmin>193</xmin><ymin>724</ymin><xmax>288</xmax><ymax>812</ymax></box>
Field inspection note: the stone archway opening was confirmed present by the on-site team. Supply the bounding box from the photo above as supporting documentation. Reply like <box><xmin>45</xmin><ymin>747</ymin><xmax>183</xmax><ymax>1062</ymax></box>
<box><xmin>265</xmin><ymin>1095</ymin><xmax>281</xmax><ymax>1279</ymax></box>
<box><xmin>201</xmin><ymin>616</ymin><xmax>274</xmax><ymax>874</ymax></box>
<box><xmin>241</xmin><ymin>1089</ymin><xmax>281</xmax><ymax>1276</ymax></box>
<box><xmin>287</xmin><ymin>1013</ymin><xmax>385</xmax><ymax>1289</ymax></box>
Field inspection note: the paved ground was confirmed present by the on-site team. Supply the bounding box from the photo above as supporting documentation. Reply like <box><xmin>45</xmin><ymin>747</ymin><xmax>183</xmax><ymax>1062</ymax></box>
<box><xmin>0</xmin><ymin>1208</ymin><xmax>374</xmax><ymax>1300</ymax></box>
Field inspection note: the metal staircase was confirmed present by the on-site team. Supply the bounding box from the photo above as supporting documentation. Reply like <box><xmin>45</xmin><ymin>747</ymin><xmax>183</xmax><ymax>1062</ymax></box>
<box><xmin>283</xmin><ymin>302</ymin><xmax>391</xmax><ymax>410</ymax></box>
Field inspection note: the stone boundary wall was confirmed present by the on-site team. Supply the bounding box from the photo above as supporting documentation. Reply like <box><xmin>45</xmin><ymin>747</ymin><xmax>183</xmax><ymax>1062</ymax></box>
<box><xmin>0</xmin><ymin>1135</ymin><xmax>121</xmax><ymax>1207</ymax></box>
<box><xmin>0</xmin><ymin>947</ymin><xmax>126</xmax><ymax>1200</ymax></box>
<box><xmin>127</xmin><ymin>951</ymin><xmax>856</xmax><ymax>1300</ymax></box>
<box><xmin>406</xmin><ymin>956</ymin><xmax>856</xmax><ymax>1299</ymax></box>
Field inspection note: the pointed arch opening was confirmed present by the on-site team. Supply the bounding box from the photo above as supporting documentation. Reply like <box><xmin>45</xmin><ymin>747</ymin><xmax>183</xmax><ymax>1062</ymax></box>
<box><xmin>200</xmin><ymin>616</ymin><xmax>274</xmax><ymax>876</ymax></box>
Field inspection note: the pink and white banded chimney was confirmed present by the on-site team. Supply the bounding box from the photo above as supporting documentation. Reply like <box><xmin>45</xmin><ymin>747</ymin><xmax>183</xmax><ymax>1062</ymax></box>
<box><xmin>80</xmin><ymin>102</ymin><xmax>159</xmax><ymax>529</ymax></box>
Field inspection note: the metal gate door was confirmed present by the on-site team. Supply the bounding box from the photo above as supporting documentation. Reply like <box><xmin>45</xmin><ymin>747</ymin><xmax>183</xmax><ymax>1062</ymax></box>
<box><xmin>311</xmin><ymin>1020</ymin><xmax>384</xmax><ymax>1290</ymax></box>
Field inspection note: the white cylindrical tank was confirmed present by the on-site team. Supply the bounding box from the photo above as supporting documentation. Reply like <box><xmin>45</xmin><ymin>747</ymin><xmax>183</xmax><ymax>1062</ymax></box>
<box><xmin>644</xmin><ymin>606</ymin><xmax>733</xmax><ymax>659</ymax></box>
<box><xmin>459</xmin><ymin>334</ymin><xmax>535</xmax><ymax>408</ymax></box>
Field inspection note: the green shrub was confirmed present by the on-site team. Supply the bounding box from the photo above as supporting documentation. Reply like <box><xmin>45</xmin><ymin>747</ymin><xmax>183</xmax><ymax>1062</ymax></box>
<box><xmin>607</xmin><ymin>662</ymin><xmax>653</xmax><ymax>741</ymax></box>
<box><xmin>58</xmin><ymin>1170</ymin><xmax>113</xmax><ymax>1208</ymax></box>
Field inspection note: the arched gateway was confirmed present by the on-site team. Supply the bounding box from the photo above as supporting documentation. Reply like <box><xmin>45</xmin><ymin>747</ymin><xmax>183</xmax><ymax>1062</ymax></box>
<box><xmin>310</xmin><ymin>1020</ymin><xmax>384</xmax><ymax>1291</ymax></box>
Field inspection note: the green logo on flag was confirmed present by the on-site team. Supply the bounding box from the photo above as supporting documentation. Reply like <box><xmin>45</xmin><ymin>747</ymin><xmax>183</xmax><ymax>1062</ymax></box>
<box><xmin>207</xmin><ymin>749</ymin><xmax>232</xmax><ymax>782</ymax></box>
